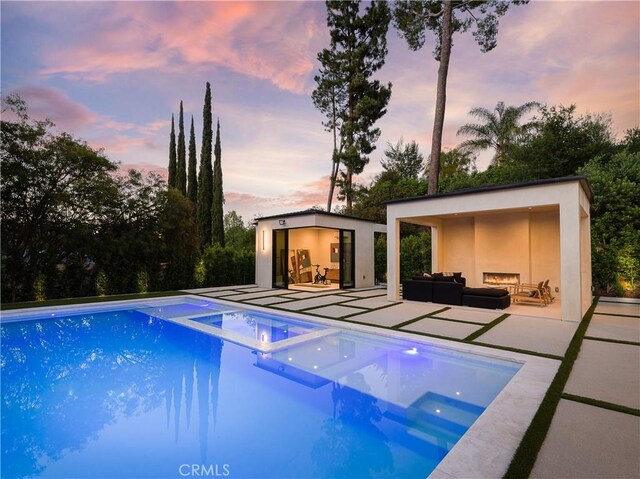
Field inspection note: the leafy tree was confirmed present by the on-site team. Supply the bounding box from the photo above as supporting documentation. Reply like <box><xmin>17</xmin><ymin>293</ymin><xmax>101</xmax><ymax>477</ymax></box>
<box><xmin>314</xmin><ymin>0</ymin><xmax>392</xmax><ymax>211</ymax></box>
<box><xmin>400</xmin><ymin>232</ymin><xmax>432</xmax><ymax>280</ymax></box>
<box><xmin>224</xmin><ymin>211</ymin><xmax>255</xmax><ymax>252</ymax></box>
<box><xmin>176</xmin><ymin>100</ymin><xmax>187</xmax><ymax>195</ymax></box>
<box><xmin>438</xmin><ymin>147</ymin><xmax>476</xmax><ymax>178</ymax></box>
<box><xmin>211</xmin><ymin>119</ymin><xmax>225</xmax><ymax>246</ymax></box>
<box><xmin>353</xmin><ymin>170</ymin><xmax>426</xmax><ymax>223</ymax></box>
<box><xmin>579</xmin><ymin>151</ymin><xmax>640</xmax><ymax>296</ymax></box>
<box><xmin>511</xmin><ymin>104</ymin><xmax>616</xmax><ymax>178</ymax></box>
<box><xmin>457</xmin><ymin>101</ymin><xmax>539</xmax><ymax>165</ymax></box>
<box><xmin>312</xmin><ymin>51</ymin><xmax>346</xmax><ymax>212</ymax></box>
<box><xmin>380</xmin><ymin>138</ymin><xmax>425</xmax><ymax>179</ymax></box>
<box><xmin>168</xmin><ymin>114</ymin><xmax>177</xmax><ymax>188</ymax></box>
<box><xmin>1</xmin><ymin>95</ymin><xmax>117</xmax><ymax>302</ymax></box>
<box><xmin>621</xmin><ymin>127</ymin><xmax>640</xmax><ymax>154</ymax></box>
<box><xmin>159</xmin><ymin>189</ymin><xmax>199</xmax><ymax>289</ymax></box>
<box><xmin>394</xmin><ymin>0</ymin><xmax>528</xmax><ymax>194</ymax></box>
<box><xmin>187</xmin><ymin>116</ymin><xmax>198</xmax><ymax>203</ymax></box>
<box><xmin>197</xmin><ymin>82</ymin><xmax>214</xmax><ymax>246</ymax></box>
<box><xmin>95</xmin><ymin>170</ymin><xmax>166</xmax><ymax>294</ymax></box>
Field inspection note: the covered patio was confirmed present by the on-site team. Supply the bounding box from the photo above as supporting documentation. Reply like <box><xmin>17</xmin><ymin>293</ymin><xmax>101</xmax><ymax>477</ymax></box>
<box><xmin>386</xmin><ymin>177</ymin><xmax>593</xmax><ymax>322</ymax></box>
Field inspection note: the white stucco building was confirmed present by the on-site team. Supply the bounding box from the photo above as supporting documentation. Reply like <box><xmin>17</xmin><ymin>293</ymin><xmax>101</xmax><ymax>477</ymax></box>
<box><xmin>255</xmin><ymin>210</ymin><xmax>386</xmax><ymax>290</ymax></box>
<box><xmin>386</xmin><ymin>177</ymin><xmax>593</xmax><ymax>322</ymax></box>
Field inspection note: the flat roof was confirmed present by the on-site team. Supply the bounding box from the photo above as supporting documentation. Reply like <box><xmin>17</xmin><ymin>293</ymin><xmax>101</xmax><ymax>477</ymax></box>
<box><xmin>385</xmin><ymin>176</ymin><xmax>593</xmax><ymax>205</ymax></box>
<box><xmin>255</xmin><ymin>209</ymin><xmax>381</xmax><ymax>224</ymax></box>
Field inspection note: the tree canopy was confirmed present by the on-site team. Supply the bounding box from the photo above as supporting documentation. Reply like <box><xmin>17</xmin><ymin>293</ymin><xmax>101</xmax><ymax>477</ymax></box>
<box><xmin>313</xmin><ymin>0</ymin><xmax>392</xmax><ymax>211</ymax></box>
<box><xmin>457</xmin><ymin>101</ymin><xmax>539</xmax><ymax>165</ymax></box>
<box><xmin>393</xmin><ymin>0</ymin><xmax>528</xmax><ymax>194</ymax></box>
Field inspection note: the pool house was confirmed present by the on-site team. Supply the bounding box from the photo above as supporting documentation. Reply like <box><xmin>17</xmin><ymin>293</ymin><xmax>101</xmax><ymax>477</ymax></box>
<box><xmin>386</xmin><ymin>177</ymin><xmax>594</xmax><ymax>322</ymax></box>
<box><xmin>255</xmin><ymin>210</ymin><xmax>386</xmax><ymax>290</ymax></box>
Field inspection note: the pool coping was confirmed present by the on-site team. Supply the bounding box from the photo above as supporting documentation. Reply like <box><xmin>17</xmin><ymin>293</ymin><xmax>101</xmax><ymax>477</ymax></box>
<box><xmin>1</xmin><ymin>294</ymin><xmax>560</xmax><ymax>479</ymax></box>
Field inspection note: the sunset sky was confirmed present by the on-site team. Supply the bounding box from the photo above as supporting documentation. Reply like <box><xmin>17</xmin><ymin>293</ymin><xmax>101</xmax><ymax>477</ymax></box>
<box><xmin>2</xmin><ymin>1</ymin><xmax>639</xmax><ymax>221</ymax></box>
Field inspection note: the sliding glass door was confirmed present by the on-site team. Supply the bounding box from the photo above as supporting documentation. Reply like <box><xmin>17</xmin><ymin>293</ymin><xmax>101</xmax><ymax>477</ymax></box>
<box><xmin>339</xmin><ymin>229</ymin><xmax>355</xmax><ymax>289</ymax></box>
<box><xmin>272</xmin><ymin>230</ymin><xmax>288</xmax><ymax>289</ymax></box>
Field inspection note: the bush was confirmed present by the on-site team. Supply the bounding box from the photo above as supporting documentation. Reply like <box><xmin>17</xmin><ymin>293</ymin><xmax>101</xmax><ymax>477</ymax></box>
<box><xmin>200</xmin><ymin>245</ymin><xmax>255</xmax><ymax>287</ymax></box>
<box><xmin>400</xmin><ymin>233</ymin><xmax>431</xmax><ymax>280</ymax></box>
<box><xmin>374</xmin><ymin>234</ymin><xmax>387</xmax><ymax>283</ymax></box>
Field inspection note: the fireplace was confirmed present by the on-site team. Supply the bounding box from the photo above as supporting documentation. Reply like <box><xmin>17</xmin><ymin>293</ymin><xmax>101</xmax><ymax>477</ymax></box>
<box><xmin>483</xmin><ymin>272</ymin><xmax>520</xmax><ymax>285</ymax></box>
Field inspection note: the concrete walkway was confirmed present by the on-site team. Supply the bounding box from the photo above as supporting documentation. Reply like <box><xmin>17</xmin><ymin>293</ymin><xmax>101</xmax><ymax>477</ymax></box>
<box><xmin>183</xmin><ymin>286</ymin><xmax>640</xmax><ymax>478</ymax></box>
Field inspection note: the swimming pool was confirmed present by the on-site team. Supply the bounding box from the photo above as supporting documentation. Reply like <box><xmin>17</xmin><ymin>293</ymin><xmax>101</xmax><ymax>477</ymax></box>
<box><xmin>1</xmin><ymin>296</ymin><xmax>526</xmax><ymax>478</ymax></box>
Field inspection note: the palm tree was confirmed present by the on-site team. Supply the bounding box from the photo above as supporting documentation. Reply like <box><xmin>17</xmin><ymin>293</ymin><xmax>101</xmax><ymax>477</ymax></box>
<box><xmin>457</xmin><ymin>101</ymin><xmax>540</xmax><ymax>166</ymax></box>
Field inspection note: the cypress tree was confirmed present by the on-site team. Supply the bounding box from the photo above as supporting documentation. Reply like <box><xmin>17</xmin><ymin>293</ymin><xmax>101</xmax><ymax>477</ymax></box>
<box><xmin>176</xmin><ymin>101</ymin><xmax>187</xmax><ymax>195</ymax></box>
<box><xmin>187</xmin><ymin>116</ymin><xmax>198</xmax><ymax>203</ymax></box>
<box><xmin>168</xmin><ymin>114</ymin><xmax>177</xmax><ymax>188</ymax></box>
<box><xmin>211</xmin><ymin>119</ymin><xmax>225</xmax><ymax>246</ymax></box>
<box><xmin>197</xmin><ymin>82</ymin><xmax>213</xmax><ymax>245</ymax></box>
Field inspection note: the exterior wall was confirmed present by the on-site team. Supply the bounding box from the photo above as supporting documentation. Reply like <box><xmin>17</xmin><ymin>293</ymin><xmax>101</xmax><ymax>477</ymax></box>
<box><xmin>387</xmin><ymin>180</ymin><xmax>591</xmax><ymax>321</ymax></box>
<box><xmin>255</xmin><ymin>214</ymin><xmax>376</xmax><ymax>289</ymax></box>
<box><xmin>474</xmin><ymin>212</ymin><xmax>531</xmax><ymax>287</ymax></box>
<box><xmin>440</xmin><ymin>217</ymin><xmax>475</xmax><ymax>281</ymax></box>
<box><xmin>437</xmin><ymin>210</ymin><xmax>561</xmax><ymax>295</ymax></box>
<box><xmin>580</xmin><ymin>187</ymin><xmax>593</xmax><ymax>314</ymax></box>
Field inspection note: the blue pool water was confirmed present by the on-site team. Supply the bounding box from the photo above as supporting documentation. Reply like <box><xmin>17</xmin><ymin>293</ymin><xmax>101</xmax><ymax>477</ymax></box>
<box><xmin>1</xmin><ymin>298</ymin><xmax>521</xmax><ymax>478</ymax></box>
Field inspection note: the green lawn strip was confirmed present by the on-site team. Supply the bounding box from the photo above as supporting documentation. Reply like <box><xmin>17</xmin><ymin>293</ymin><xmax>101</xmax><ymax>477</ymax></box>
<box><xmin>463</xmin><ymin>313</ymin><xmax>510</xmax><ymax>342</ymax></box>
<box><xmin>561</xmin><ymin>393</ymin><xmax>640</xmax><ymax>417</ymax></box>
<box><xmin>341</xmin><ymin>301</ymin><xmax>403</xmax><ymax>319</ymax></box>
<box><xmin>502</xmin><ymin>298</ymin><xmax>599</xmax><ymax>479</ymax></box>
<box><xmin>423</xmin><ymin>315</ymin><xmax>488</xmax><ymax>327</ymax></box>
<box><xmin>392</xmin><ymin>312</ymin><xmax>444</xmax><ymax>330</ymax></box>
<box><xmin>1</xmin><ymin>290</ymin><xmax>186</xmax><ymax>311</ymax></box>
<box><xmin>590</xmin><ymin>312</ymin><xmax>640</xmax><ymax>319</ymax></box>
<box><xmin>583</xmin><ymin>336</ymin><xmax>640</xmax><ymax>346</ymax></box>
<box><xmin>392</xmin><ymin>307</ymin><xmax>451</xmax><ymax>329</ymax></box>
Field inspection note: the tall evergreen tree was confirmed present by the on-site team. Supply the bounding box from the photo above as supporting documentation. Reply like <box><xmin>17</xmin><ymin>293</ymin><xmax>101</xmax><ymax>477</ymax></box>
<box><xmin>176</xmin><ymin>100</ymin><xmax>187</xmax><ymax>195</ymax></box>
<box><xmin>168</xmin><ymin>114</ymin><xmax>177</xmax><ymax>188</ymax></box>
<box><xmin>394</xmin><ymin>0</ymin><xmax>529</xmax><ymax>194</ymax></box>
<box><xmin>313</xmin><ymin>0</ymin><xmax>392</xmax><ymax>211</ymax></box>
<box><xmin>197</xmin><ymin>82</ymin><xmax>213</xmax><ymax>245</ymax></box>
<box><xmin>211</xmin><ymin>119</ymin><xmax>225</xmax><ymax>246</ymax></box>
<box><xmin>187</xmin><ymin>116</ymin><xmax>198</xmax><ymax>203</ymax></box>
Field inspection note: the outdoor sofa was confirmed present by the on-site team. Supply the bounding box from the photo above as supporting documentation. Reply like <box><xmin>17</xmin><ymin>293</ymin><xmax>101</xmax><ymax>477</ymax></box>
<box><xmin>402</xmin><ymin>273</ymin><xmax>511</xmax><ymax>310</ymax></box>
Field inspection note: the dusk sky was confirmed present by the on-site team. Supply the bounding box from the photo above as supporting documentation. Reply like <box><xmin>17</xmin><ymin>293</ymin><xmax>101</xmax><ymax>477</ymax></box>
<box><xmin>2</xmin><ymin>1</ymin><xmax>639</xmax><ymax>222</ymax></box>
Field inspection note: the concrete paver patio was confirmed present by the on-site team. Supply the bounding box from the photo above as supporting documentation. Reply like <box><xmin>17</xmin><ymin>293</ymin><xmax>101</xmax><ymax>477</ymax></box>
<box><xmin>564</xmin><ymin>339</ymin><xmax>640</xmax><ymax>409</ymax></box>
<box><xmin>401</xmin><ymin>316</ymin><xmax>483</xmax><ymax>339</ymax></box>
<box><xmin>472</xmin><ymin>314</ymin><xmax>578</xmax><ymax>357</ymax></box>
<box><xmin>530</xmin><ymin>399</ymin><xmax>640</xmax><ymax>479</ymax></box>
<box><xmin>593</xmin><ymin>300</ymin><xmax>640</xmax><ymax>316</ymax></box>
<box><xmin>587</xmin><ymin>313</ymin><xmax>640</xmax><ymax>342</ymax></box>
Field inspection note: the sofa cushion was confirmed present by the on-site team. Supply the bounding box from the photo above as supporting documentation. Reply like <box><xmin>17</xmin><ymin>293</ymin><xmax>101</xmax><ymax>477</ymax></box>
<box><xmin>435</xmin><ymin>275</ymin><xmax>455</xmax><ymax>282</ymax></box>
<box><xmin>463</xmin><ymin>287</ymin><xmax>509</xmax><ymax>297</ymax></box>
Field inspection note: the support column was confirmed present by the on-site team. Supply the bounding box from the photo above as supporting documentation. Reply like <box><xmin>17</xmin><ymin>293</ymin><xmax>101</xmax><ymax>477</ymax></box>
<box><xmin>431</xmin><ymin>225</ymin><xmax>439</xmax><ymax>274</ymax></box>
<box><xmin>387</xmin><ymin>218</ymin><xmax>401</xmax><ymax>301</ymax></box>
<box><xmin>560</xmin><ymin>198</ymin><xmax>582</xmax><ymax>322</ymax></box>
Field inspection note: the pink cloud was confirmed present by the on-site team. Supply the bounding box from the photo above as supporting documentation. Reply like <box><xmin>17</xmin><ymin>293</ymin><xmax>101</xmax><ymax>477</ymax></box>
<box><xmin>37</xmin><ymin>2</ymin><xmax>323</xmax><ymax>94</ymax></box>
<box><xmin>9</xmin><ymin>85</ymin><xmax>98</xmax><ymax>130</ymax></box>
